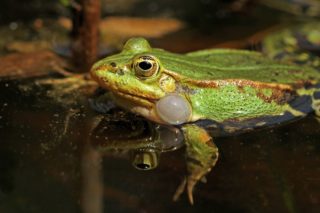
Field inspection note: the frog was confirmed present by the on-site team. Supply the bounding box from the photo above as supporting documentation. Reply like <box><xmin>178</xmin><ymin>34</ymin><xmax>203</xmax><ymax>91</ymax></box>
<box><xmin>262</xmin><ymin>21</ymin><xmax>320</xmax><ymax>70</ymax></box>
<box><xmin>90</xmin><ymin>25</ymin><xmax>320</xmax><ymax>204</ymax></box>
<box><xmin>259</xmin><ymin>0</ymin><xmax>320</xmax><ymax>17</ymax></box>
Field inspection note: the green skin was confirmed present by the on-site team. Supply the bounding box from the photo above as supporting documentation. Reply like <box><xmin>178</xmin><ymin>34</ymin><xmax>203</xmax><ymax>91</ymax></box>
<box><xmin>91</xmin><ymin>25</ymin><xmax>320</xmax><ymax>204</ymax></box>
<box><xmin>259</xmin><ymin>0</ymin><xmax>320</xmax><ymax>17</ymax></box>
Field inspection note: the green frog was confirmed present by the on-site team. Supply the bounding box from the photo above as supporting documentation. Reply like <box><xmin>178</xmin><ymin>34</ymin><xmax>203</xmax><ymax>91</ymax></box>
<box><xmin>259</xmin><ymin>0</ymin><xmax>320</xmax><ymax>17</ymax></box>
<box><xmin>90</xmin><ymin>24</ymin><xmax>320</xmax><ymax>204</ymax></box>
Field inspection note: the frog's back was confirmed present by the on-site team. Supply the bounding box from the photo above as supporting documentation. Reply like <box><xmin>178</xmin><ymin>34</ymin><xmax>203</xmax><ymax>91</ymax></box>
<box><xmin>152</xmin><ymin>49</ymin><xmax>320</xmax><ymax>134</ymax></box>
<box><xmin>93</xmin><ymin>37</ymin><xmax>320</xmax><ymax>136</ymax></box>
<box><xmin>152</xmin><ymin>48</ymin><xmax>320</xmax><ymax>86</ymax></box>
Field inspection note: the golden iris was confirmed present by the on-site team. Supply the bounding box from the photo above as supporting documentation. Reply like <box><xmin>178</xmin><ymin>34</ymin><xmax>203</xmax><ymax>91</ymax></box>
<box><xmin>133</xmin><ymin>55</ymin><xmax>159</xmax><ymax>78</ymax></box>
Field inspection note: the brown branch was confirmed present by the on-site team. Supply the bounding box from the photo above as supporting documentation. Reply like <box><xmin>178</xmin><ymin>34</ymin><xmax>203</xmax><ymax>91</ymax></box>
<box><xmin>72</xmin><ymin>0</ymin><xmax>101</xmax><ymax>73</ymax></box>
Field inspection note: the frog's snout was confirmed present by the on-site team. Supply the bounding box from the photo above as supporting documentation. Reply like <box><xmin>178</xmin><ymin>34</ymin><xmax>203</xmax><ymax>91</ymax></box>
<box><xmin>109</xmin><ymin>62</ymin><xmax>122</xmax><ymax>73</ymax></box>
<box><xmin>104</xmin><ymin>63</ymin><xmax>118</xmax><ymax>74</ymax></box>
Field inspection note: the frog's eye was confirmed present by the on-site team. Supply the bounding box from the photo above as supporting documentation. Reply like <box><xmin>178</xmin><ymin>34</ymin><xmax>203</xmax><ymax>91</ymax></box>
<box><xmin>133</xmin><ymin>55</ymin><xmax>159</xmax><ymax>78</ymax></box>
<box><xmin>131</xmin><ymin>149</ymin><xmax>159</xmax><ymax>170</ymax></box>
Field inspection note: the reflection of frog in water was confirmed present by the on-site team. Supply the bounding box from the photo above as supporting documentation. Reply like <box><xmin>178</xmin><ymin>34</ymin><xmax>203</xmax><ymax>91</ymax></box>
<box><xmin>90</xmin><ymin>109</ymin><xmax>185</xmax><ymax>170</ymax></box>
<box><xmin>90</xmin><ymin>22</ymin><xmax>320</xmax><ymax>204</ymax></box>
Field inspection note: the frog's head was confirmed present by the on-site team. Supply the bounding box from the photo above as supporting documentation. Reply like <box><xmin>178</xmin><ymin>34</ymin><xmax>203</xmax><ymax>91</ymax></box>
<box><xmin>91</xmin><ymin>37</ymin><xmax>192</xmax><ymax>125</ymax></box>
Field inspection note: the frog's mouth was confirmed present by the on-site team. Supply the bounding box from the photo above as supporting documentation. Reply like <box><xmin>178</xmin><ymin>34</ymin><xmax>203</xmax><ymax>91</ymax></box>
<box><xmin>92</xmin><ymin>67</ymin><xmax>162</xmax><ymax>99</ymax></box>
<box><xmin>114</xmin><ymin>90</ymin><xmax>157</xmax><ymax>107</ymax></box>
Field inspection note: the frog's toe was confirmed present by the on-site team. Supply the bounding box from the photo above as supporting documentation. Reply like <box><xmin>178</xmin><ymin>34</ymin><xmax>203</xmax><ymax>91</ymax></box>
<box><xmin>173</xmin><ymin>124</ymin><xmax>219</xmax><ymax>204</ymax></box>
<box><xmin>186</xmin><ymin>177</ymin><xmax>198</xmax><ymax>205</ymax></box>
<box><xmin>173</xmin><ymin>177</ymin><xmax>187</xmax><ymax>203</ymax></box>
<box><xmin>172</xmin><ymin>176</ymin><xmax>197</xmax><ymax>205</ymax></box>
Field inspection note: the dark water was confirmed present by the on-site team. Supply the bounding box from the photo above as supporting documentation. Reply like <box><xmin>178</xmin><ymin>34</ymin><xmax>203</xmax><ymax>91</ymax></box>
<box><xmin>0</xmin><ymin>79</ymin><xmax>319</xmax><ymax>213</ymax></box>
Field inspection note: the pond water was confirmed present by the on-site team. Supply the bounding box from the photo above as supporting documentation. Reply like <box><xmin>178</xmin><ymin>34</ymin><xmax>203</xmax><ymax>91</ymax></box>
<box><xmin>0</xmin><ymin>79</ymin><xmax>319</xmax><ymax>213</ymax></box>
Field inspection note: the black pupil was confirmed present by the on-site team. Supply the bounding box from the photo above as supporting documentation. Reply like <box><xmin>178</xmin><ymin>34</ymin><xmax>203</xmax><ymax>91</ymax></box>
<box><xmin>137</xmin><ymin>163</ymin><xmax>150</xmax><ymax>170</ymax></box>
<box><xmin>138</xmin><ymin>61</ymin><xmax>152</xmax><ymax>71</ymax></box>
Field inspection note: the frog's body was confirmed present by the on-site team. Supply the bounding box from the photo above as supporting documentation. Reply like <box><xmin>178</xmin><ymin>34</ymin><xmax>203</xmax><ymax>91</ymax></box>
<box><xmin>92</xmin><ymin>39</ymin><xmax>320</xmax><ymax>134</ymax></box>
<box><xmin>91</xmin><ymin>31</ymin><xmax>320</xmax><ymax>204</ymax></box>
<box><xmin>259</xmin><ymin>0</ymin><xmax>320</xmax><ymax>17</ymax></box>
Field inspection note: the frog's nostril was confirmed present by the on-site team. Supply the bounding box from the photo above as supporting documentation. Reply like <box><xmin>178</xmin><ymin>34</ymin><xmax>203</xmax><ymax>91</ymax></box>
<box><xmin>110</xmin><ymin>62</ymin><xmax>117</xmax><ymax>67</ymax></box>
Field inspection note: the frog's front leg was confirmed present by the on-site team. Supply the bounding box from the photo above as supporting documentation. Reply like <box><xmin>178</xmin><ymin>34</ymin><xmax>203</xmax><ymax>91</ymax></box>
<box><xmin>173</xmin><ymin>124</ymin><xmax>219</xmax><ymax>204</ymax></box>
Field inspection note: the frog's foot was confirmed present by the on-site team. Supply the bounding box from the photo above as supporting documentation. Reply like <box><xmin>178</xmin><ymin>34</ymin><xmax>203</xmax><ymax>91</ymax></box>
<box><xmin>173</xmin><ymin>173</ymin><xmax>209</xmax><ymax>205</ymax></box>
<box><xmin>173</xmin><ymin>124</ymin><xmax>219</xmax><ymax>205</ymax></box>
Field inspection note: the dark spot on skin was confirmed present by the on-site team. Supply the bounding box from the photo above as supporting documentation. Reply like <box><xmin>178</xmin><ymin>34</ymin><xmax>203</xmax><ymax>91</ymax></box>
<box><xmin>251</xmin><ymin>42</ymin><xmax>262</xmax><ymax>51</ymax></box>
<box><xmin>210</xmin><ymin>153</ymin><xmax>218</xmax><ymax>160</ymax></box>
<box><xmin>175</xmin><ymin>83</ymin><xmax>196</xmax><ymax>94</ymax></box>
<box><xmin>292</xmin><ymin>80</ymin><xmax>315</xmax><ymax>90</ymax></box>
<box><xmin>303</xmin><ymin>81</ymin><xmax>314</xmax><ymax>89</ymax></box>
<box><xmin>186</xmin><ymin>157</ymin><xmax>203</xmax><ymax>167</ymax></box>
<box><xmin>274</xmin><ymin>52</ymin><xmax>286</xmax><ymax>60</ymax></box>
<box><xmin>288</xmin><ymin>70</ymin><xmax>302</xmax><ymax>74</ymax></box>
<box><xmin>256</xmin><ymin>89</ymin><xmax>293</xmax><ymax>105</ymax></box>
<box><xmin>314</xmin><ymin>91</ymin><xmax>320</xmax><ymax>100</ymax></box>
<box><xmin>272</xmin><ymin>72</ymin><xmax>279</xmax><ymax>76</ymax></box>
<box><xmin>279</xmin><ymin>91</ymin><xmax>294</xmax><ymax>104</ymax></box>
<box><xmin>110</xmin><ymin>62</ymin><xmax>117</xmax><ymax>67</ymax></box>
<box><xmin>296</xmin><ymin>32</ymin><xmax>320</xmax><ymax>53</ymax></box>
<box><xmin>289</xmin><ymin>95</ymin><xmax>313</xmax><ymax>114</ymax></box>
<box><xmin>237</xmin><ymin>86</ymin><xmax>245</xmax><ymax>93</ymax></box>
<box><xmin>309</xmin><ymin>76</ymin><xmax>315</xmax><ymax>81</ymax></box>
<box><xmin>293</xmin><ymin>60</ymin><xmax>308</xmax><ymax>65</ymax></box>
<box><xmin>117</xmin><ymin>69</ymin><xmax>124</xmax><ymax>76</ymax></box>
<box><xmin>270</xmin><ymin>79</ymin><xmax>277</xmax><ymax>82</ymax></box>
